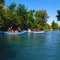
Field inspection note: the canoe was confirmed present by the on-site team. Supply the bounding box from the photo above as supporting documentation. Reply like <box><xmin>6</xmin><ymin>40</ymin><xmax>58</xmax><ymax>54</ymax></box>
<box><xmin>27</xmin><ymin>30</ymin><xmax>45</xmax><ymax>33</ymax></box>
<box><xmin>4</xmin><ymin>30</ymin><xmax>27</xmax><ymax>34</ymax></box>
<box><xmin>32</xmin><ymin>31</ymin><xmax>45</xmax><ymax>34</ymax></box>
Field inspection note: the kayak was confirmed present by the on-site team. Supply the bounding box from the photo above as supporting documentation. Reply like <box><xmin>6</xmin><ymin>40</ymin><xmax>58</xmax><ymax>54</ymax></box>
<box><xmin>32</xmin><ymin>31</ymin><xmax>45</xmax><ymax>34</ymax></box>
<box><xmin>32</xmin><ymin>31</ymin><xmax>45</xmax><ymax>33</ymax></box>
<box><xmin>4</xmin><ymin>30</ymin><xmax>27</xmax><ymax>34</ymax></box>
<box><xmin>27</xmin><ymin>30</ymin><xmax>45</xmax><ymax>33</ymax></box>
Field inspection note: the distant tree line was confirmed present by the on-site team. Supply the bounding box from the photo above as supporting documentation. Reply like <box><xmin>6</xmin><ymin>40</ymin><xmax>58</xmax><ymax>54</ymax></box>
<box><xmin>0</xmin><ymin>0</ymin><xmax>60</xmax><ymax>31</ymax></box>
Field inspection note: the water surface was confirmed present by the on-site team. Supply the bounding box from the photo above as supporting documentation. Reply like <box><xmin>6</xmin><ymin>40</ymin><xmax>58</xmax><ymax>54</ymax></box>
<box><xmin>0</xmin><ymin>31</ymin><xmax>60</xmax><ymax>60</ymax></box>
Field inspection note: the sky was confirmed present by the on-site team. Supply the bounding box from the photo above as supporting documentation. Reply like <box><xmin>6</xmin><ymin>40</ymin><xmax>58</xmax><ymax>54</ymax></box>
<box><xmin>5</xmin><ymin>0</ymin><xmax>60</xmax><ymax>25</ymax></box>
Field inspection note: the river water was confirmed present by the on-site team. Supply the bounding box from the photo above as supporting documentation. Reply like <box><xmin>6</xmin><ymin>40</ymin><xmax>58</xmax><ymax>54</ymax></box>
<box><xmin>0</xmin><ymin>31</ymin><xmax>60</xmax><ymax>60</ymax></box>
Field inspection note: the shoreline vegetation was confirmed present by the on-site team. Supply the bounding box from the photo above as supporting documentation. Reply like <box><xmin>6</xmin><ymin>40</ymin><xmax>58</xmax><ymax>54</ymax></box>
<box><xmin>0</xmin><ymin>0</ymin><xmax>60</xmax><ymax>33</ymax></box>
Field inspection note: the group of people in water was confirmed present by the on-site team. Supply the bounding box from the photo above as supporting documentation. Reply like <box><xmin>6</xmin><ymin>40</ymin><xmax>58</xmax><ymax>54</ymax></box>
<box><xmin>7</xmin><ymin>27</ymin><xmax>21</xmax><ymax>32</ymax></box>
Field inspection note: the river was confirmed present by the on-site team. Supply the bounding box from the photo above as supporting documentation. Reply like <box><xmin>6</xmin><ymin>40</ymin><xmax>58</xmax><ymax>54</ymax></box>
<box><xmin>0</xmin><ymin>30</ymin><xmax>60</xmax><ymax>60</ymax></box>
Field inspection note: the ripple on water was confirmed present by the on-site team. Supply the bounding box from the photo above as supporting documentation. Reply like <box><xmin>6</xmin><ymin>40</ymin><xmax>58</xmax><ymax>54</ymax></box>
<box><xmin>0</xmin><ymin>31</ymin><xmax>60</xmax><ymax>60</ymax></box>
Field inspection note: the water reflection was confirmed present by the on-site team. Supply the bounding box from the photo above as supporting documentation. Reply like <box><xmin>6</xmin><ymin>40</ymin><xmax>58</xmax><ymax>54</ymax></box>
<box><xmin>0</xmin><ymin>31</ymin><xmax>60</xmax><ymax>60</ymax></box>
<box><xmin>6</xmin><ymin>34</ymin><xmax>20</xmax><ymax>41</ymax></box>
<box><xmin>0</xmin><ymin>35</ymin><xmax>17</xmax><ymax>60</ymax></box>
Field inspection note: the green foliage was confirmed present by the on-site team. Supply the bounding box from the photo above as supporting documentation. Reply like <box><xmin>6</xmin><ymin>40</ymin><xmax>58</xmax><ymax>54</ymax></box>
<box><xmin>26</xmin><ymin>10</ymin><xmax>34</xmax><ymax>28</ymax></box>
<box><xmin>0</xmin><ymin>1</ymin><xmax>50</xmax><ymax>31</ymax></box>
<box><xmin>34</xmin><ymin>10</ymin><xmax>49</xmax><ymax>30</ymax></box>
<box><xmin>8</xmin><ymin>2</ymin><xmax>16</xmax><ymax>10</ymax></box>
<box><xmin>0</xmin><ymin>3</ymin><xmax>4</xmax><ymax>27</ymax></box>
<box><xmin>43</xmin><ymin>23</ymin><xmax>51</xmax><ymax>30</ymax></box>
<box><xmin>58</xmin><ymin>26</ymin><xmax>60</xmax><ymax>30</ymax></box>
<box><xmin>51</xmin><ymin>20</ymin><xmax>59</xmax><ymax>30</ymax></box>
<box><xmin>0</xmin><ymin>17</ymin><xmax>3</xmax><ymax>27</ymax></box>
<box><xmin>0</xmin><ymin>0</ymin><xmax>5</xmax><ymax>5</ymax></box>
<box><xmin>56</xmin><ymin>10</ymin><xmax>60</xmax><ymax>21</ymax></box>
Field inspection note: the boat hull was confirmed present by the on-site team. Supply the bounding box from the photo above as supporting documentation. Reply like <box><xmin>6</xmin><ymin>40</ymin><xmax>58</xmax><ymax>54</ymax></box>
<box><xmin>32</xmin><ymin>31</ymin><xmax>45</xmax><ymax>34</ymax></box>
<box><xmin>4</xmin><ymin>30</ymin><xmax>27</xmax><ymax>34</ymax></box>
<box><xmin>27</xmin><ymin>30</ymin><xmax>45</xmax><ymax>33</ymax></box>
